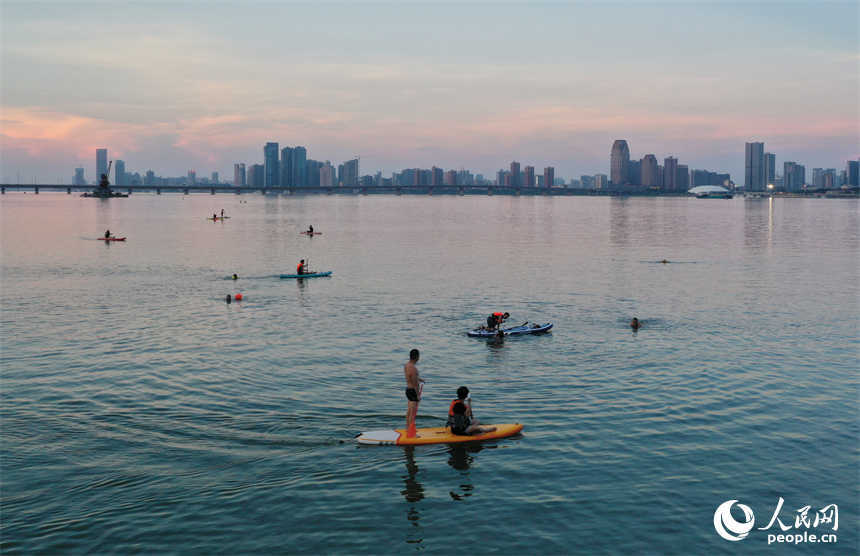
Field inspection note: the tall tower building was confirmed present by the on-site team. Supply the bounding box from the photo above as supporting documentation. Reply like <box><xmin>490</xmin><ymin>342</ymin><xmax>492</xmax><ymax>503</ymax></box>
<box><xmin>764</xmin><ymin>152</ymin><xmax>776</xmax><ymax>188</ymax></box>
<box><xmin>114</xmin><ymin>160</ymin><xmax>126</xmax><ymax>186</ymax></box>
<box><xmin>74</xmin><ymin>167</ymin><xmax>86</xmax><ymax>186</ymax></box>
<box><xmin>212</xmin><ymin>172</ymin><xmax>219</xmax><ymax>185</ymax></box>
<box><xmin>234</xmin><ymin>163</ymin><xmax>246</xmax><ymax>187</ymax></box>
<box><xmin>641</xmin><ymin>154</ymin><xmax>658</xmax><ymax>187</ymax></box>
<box><xmin>745</xmin><ymin>142</ymin><xmax>765</xmax><ymax>191</ymax></box>
<box><xmin>264</xmin><ymin>143</ymin><xmax>279</xmax><ymax>187</ymax></box>
<box><xmin>663</xmin><ymin>157</ymin><xmax>678</xmax><ymax>191</ymax></box>
<box><xmin>320</xmin><ymin>161</ymin><xmax>334</xmax><ymax>188</ymax></box>
<box><xmin>610</xmin><ymin>140</ymin><xmax>630</xmax><ymax>187</ymax></box>
<box><xmin>846</xmin><ymin>160</ymin><xmax>859</xmax><ymax>187</ymax></box>
<box><xmin>523</xmin><ymin>166</ymin><xmax>535</xmax><ymax>187</ymax></box>
<box><xmin>510</xmin><ymin>161</ymin><xmax>521</xmax><ymax>187</ymax></box>
<box><xmin>343</xmin><ymin>159</ymin><xmax>359</xmax><ymax>188</ymax></box>
<box><xmin>543</xmin><ymin>166</ymin><xmax>554</xmax><ymax>188</ymax></box>
<box><xmin>96</xmin><ymin>149</ymin><xmax>108</xmax><ymax>185</ymax></box>
<box><xmin>292</xmin><ymin>146</ymin><xmax>307</xmax><ymax>188</ymax></box>
<box><xmin>187</xmin><ymin>170</ymin><xmax>197</xmax><ymax>186</ymax></box>
<box><xmin>784</xmin><ymin>162</ymin><xmax>805</xmax><ymax>191</ymax></box>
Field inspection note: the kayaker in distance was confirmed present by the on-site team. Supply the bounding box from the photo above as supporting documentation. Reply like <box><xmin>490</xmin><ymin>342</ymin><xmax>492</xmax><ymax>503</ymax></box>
<box><xmin>308</xmin><ymin>225</ymin><xmax>313</xmax><ymax>233</ymax></box>
<box><xmin>404</xmin><ymin>349</ymin><xmax>424</xmax><ymax>438</ymax></box>
<box><xmin>296</xmin><ymin>259</ymin><xmax>307</xmax><ymax>275</ymax></box>
<box><xmin>104</xmin><ymin>230</ymin><xmax>111</xmax><ymax>239</ymax></box>
<box><xmin>631</xmin><ymin>318</ymin><xmax>642</xmax><ymax>329</ymax></box>
<box><xmin>221</xmin><ymin>209</ymin><xmax>225</xmax><ymax>217</ymax></box>
<box><xmin>213</xmin><ymin>214</ymin><xmax>217</xmax><ymax>220</ymax></box>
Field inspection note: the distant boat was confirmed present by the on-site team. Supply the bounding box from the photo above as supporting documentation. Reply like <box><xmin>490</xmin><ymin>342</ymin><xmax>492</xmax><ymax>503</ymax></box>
<box><xmin>81</xmin><ymin>161</ymin><xmax>128</xmax><ymax>198</ymax></box>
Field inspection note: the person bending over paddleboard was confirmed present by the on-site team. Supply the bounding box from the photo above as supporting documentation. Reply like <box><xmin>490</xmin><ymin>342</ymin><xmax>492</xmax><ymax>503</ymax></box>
<box><xmin>482</xmin><ymin>312</ymin><xmax>509</xmax><ymax>333</ymax></box>
<box><xmin>450</xmin><ymin>401</ymin><xmax>496</xmax><ymax>436</ymax></box>
<box><xmin>404</xmin><ymin>349</ymin><xmax>424</xmax><ymax>438</ymax></box>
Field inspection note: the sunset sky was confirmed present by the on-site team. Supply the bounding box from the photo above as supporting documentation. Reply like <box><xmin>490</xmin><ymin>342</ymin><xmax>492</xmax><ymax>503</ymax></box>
<box><xmin>2</xmin><ymin>1</ymin><xmax>857</xmax><ymax>184</ymax></box>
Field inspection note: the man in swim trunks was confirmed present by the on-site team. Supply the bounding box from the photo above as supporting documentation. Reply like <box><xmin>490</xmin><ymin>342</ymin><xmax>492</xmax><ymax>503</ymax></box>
<box><xmin>404</xmin><ymin>348</ymin><xmax>424</xmax><ymax>438</ymax></box>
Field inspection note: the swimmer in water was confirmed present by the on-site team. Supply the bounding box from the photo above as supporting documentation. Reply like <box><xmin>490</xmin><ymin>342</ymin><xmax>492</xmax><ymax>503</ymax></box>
<box><xmin>631</xmin><ymin>318</ymin><xmax>642</xmax><ymax>329</ymax></box>
<box><xmin>232</xmin><ymin>274</ymin><xmax>238</xmax><ymax>280</ymax></box>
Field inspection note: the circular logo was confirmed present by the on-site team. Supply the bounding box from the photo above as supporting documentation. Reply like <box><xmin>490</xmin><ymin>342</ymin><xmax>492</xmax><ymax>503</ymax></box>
<box><xmin>714</xmin><ymin>500</ymin><xmax>755</xmax><ymax>541</ymax></box>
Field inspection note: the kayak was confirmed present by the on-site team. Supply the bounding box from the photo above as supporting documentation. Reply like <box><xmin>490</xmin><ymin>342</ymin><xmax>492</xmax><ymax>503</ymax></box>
<box><xmin>357</xmin><ymin>423</ymin><xmax>524</xmax><ymax>446</ymax></box>
<box><xmin>97</xmin><ymin>237</ymin><xmax>126</xmax><ymax>241</ymax></box>
<box><xmin>279</xmin><ymin>271</ymin><xmax>332</xmax><ymax>279</ymax></box>
<box><xmin>467</xmin><ymin>322</ymin><xmax>553</xmax><ymax>337</ymax></box>
<box><xmin>300</xmin><ymin>231</ymin><xmax>322</xmax><ymax>235</ymax></box>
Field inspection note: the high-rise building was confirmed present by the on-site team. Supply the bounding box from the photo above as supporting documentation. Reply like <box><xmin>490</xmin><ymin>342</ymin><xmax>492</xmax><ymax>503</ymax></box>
<box><xmin>343</xmin><ymin>159</ymin><xmax>359</xmax><ymax>188</ymax></box>
<box><xmin>784</xmin><ymin>162</ymin><xmax>805</xmax><ymax>191</ymax></box>
<box><xmin>663</xmin><ymin>157</ymin><xmax>678</xmax><ymax>191</ymax></box>
<box><xmin>96</xmin><ymin>149</ymin><xmax>108</xmax><ymax>185</ymax></box>
<box><xmin>114</xmin><ymin>160</ymin><xmax>126</xmax><ymax>186</ymax></box>
<box><xmin>641</xmin><ymin>155</ymin><xmax>658</xmax><ymax>187</ymax></box>
<box><xmin>292</xmin><ymin>146</ymin><xmax>307</xmax><ymax>188</ymax></box>
<box><xmin>610</xmin><ymin>140</ymin><xmax>630</xmax><ymax>186</ymax></box>
<box><xmin>320</xmin><ymin>161</ymin><xmax>335</xmax><ymax>188</ymax></box>
<box><xmin>264</xmin><ymin>142</ymin><xmax>279</xmax><ymax>187</ymax></box>
<box><xmin>543</xmin><ymin>166</ymin><xmax>554</xmax><ymax>188</ymax></box>
<box><xmin>594</xmin><ymin>174</ymin><xmax>609</xmax><ymax>189</ymax></box>
<box><xmin>745</xmin><ymin>142</ymin><xmax>765</xmax><ymax>191</ymax></box>
<box><xmin>677</xmin><ymin>164</ymin><xmax>689</xmax><ymax>191</ymax></box>
<box><xmin>74</xmin><ymin>167</ymin><xmax>86</xmax><ymax>186</ymax></box>
<box><xmin>234</xmin><ymin>163</ymin><xmax>246</xmax><ymax>187</ymax></box>
<box><xmin>187</xmin><ymin>170</ymin><xmax>196</xmax><ymax>186</ymax></box>
<box><xmin>764</xmin><ymin>152</ymin><xmax>776</xmax><ymax>188</ymax></box>
<box><xmin>523</xmin><ymin>166</ymin><xmax>535</xmax><ymax>187</ymax></box>
<box><xmin>212</xmin><ymin>172</ymin><xmax>219</xmax><ymax>185</ymax></box>
<box><xmin>431</xmin><ymin>166</ymin><xmax>444</xmax><ymax>186</ymax></box>
<box><xmin>280</xmin><ymin>147</ymin><xmax>294</xmax><ymax>186</ymax></box>
<box><xmin>847</xmin><ymin>160</ymin><xmax>859</xmax><ymax>187</ymax></box>
<box><xmin>248</xmin><ymin>164</ymin><xmax>264</xmax><ymax>188</ymax></box>
<box><xmin>510</xmin><ymin>162</ymin><xmax>521</xmax><ymax>187</ymax></box>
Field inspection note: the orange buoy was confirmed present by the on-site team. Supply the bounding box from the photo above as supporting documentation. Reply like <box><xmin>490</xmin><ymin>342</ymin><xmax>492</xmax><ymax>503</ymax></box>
<box><xmin>235</xmin><ymin>294</ymin><xmax>243</xmax><ymax>300</ymax></box>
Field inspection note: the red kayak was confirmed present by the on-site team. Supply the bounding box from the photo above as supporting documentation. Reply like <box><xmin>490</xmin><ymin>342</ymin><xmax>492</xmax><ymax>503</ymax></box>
<box><xmin>98</xmin><ymin>237</ymin><xmax>126</xmax><ymax>241</ymax></box>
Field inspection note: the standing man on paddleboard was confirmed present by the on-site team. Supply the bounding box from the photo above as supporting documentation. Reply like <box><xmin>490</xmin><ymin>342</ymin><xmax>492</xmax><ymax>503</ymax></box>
<box><xmin>404</xmin><ymin>349</ymin><xmax>424</xmax><ymax>438</ymax></box>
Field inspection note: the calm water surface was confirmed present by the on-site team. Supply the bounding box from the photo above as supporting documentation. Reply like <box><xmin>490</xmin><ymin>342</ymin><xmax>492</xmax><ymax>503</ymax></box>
<box><xmin>1</xmin><ymin>193</ymin><xmax>858</xmax><ymax>554</ymax></box>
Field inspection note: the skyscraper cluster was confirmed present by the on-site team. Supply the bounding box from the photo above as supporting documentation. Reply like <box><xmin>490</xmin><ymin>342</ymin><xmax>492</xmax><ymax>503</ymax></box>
<box><xmin>607</xmin><ymin>140</ymin><xmax>694</xmax><ymax>191</ymax></box>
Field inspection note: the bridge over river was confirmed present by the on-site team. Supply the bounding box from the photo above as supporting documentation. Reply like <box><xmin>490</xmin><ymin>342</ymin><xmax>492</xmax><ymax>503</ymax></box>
<box><xmin>1</xmin><ymin>184</ymin><xmax>636</xmax><ymax>197</ymax></box>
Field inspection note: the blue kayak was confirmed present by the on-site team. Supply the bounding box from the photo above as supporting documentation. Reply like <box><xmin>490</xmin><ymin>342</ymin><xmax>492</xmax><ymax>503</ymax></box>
<box><xmin>280</xmin><ymin>271</ymin><xmax>332</xmax><ymax>279</ymax></box>
<box><xmin>467</xmin><ymin>322</ymin><xmax>553</xmax><ymax>337</ymax></box>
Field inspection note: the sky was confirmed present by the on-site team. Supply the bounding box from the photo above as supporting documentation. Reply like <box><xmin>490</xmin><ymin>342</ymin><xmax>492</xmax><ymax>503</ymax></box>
<box><xmin>2</xmin><ymin>1</ymin><xmax>858</xmax><ymax>185</ymax></box>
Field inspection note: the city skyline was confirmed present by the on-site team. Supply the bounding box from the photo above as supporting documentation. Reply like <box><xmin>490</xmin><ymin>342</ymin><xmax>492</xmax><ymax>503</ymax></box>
<box><xmin>2</xmin><ymin>2</ymin><xmax>857</xmax><ymax>184</ymax></box>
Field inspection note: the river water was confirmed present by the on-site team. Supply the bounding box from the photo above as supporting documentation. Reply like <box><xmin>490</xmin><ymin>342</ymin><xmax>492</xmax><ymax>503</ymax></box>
<box><xmin>1</xmin><ymin>192</ymin><xmax>857</xmax><ymax>554</ymax></box>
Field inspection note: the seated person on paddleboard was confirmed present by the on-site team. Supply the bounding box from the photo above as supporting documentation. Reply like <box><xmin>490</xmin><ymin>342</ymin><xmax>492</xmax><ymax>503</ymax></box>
<box><xmin>105</xmin><ymin>230</ymin><xmax>111</xmax><ymax>239</ymax></box>
<box><xmin>308</xmin><ymin>225</ymin><xmax>313</xmax><ymax>233</ymax></box>
<box><xmin>297</xmin><ymin>259</ymin><xmax>307</xmax><ymax>275</ymax></box>
<box><xmin>446</xmin><ymin>386</ymin><xmax>484</xmax><ymax>428</ymax></box>
<box><xmin>449</xmin><ymin>401</ymin><xmax>496</xmax><ymax>436</ymax></box>
<box><xmin>404</xmin><ymin>349</ymin><xmax>424</xmax><ymax>438</ymax></box>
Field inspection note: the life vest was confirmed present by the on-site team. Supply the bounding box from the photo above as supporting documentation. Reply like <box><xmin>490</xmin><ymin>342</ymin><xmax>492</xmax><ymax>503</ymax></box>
<box><xmin>449</xmin><ymin>412</ymin><xmax>471</xmax><ymax>435</ymax></box>
<box><xmin>297</xmin><ymin>263</ymin><xmax>304</xmax><ymax>274</ymax></box>
<box><xmin>447</xmin><ymin>399</ymin><xmax>469</xmax><ymax>428</ymax></box>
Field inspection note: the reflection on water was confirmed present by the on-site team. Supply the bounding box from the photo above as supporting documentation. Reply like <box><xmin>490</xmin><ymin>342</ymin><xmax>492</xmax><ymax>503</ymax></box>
<box><xmin>447</xmin><ymin>444</ymin><xmax>483</xmax><ymax>501</ymax></box>
<box><xmin>401</xmin><ymin>447</ymin><xmax>424</xmax><ymax>547</ymax></box>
